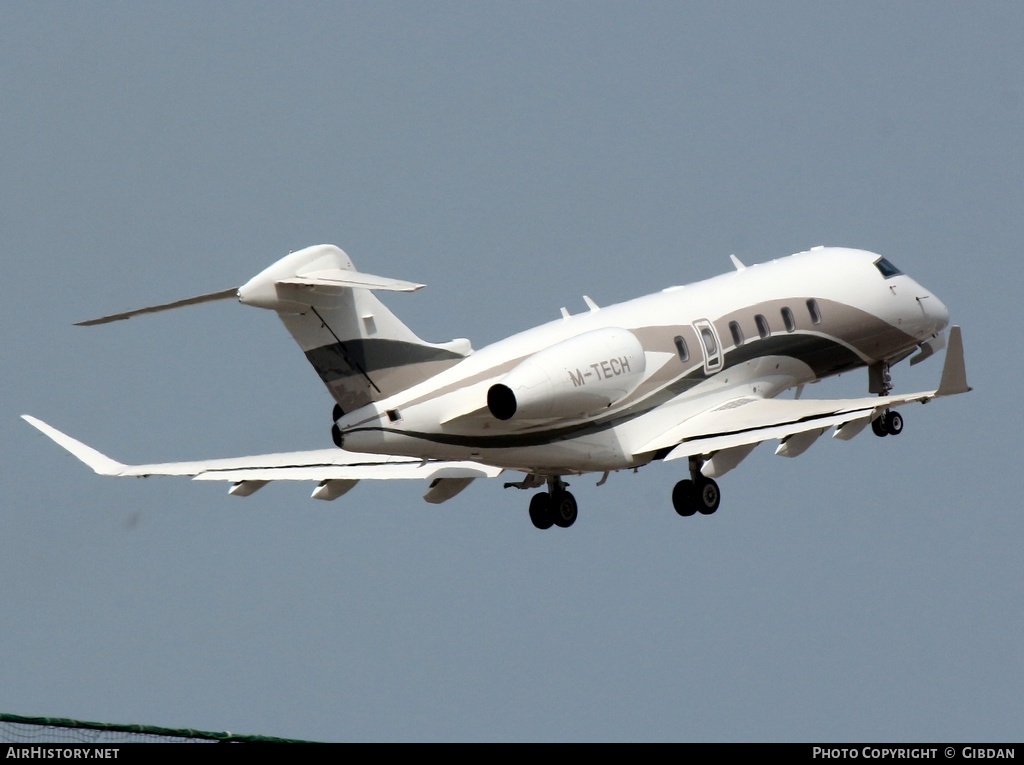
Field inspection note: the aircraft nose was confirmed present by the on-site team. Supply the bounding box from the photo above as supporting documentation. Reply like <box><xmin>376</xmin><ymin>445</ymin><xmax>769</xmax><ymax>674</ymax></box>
<box><xmin>920</xmin><ymin>292</ymin><xmax>950</xmax><ymax>334</ymax></box>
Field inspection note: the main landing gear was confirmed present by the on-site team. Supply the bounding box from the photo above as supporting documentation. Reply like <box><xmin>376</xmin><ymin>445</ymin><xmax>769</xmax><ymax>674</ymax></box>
<box><xmin>871</xmin><ymin>409</ymin><xmax>903</xmax><ymax>437</ymax></box>
<box><xmin>521</xmin><ymin>461</ymin><xmax>723</xmax><ymax>529</ymax></box>
<box><xmin>528</xmin><ymin>477</ymin><xmax>578</xmax><ymax>530</ymax></box>
<box><xmin>331</xmin><ymin>404</ymin><xmax>345</xmax><ymax>448</ymax></box>
<box><xmin>672</xmin><ymin>456</ymin><xmax>721</xmax><ymax>517</ymax></box>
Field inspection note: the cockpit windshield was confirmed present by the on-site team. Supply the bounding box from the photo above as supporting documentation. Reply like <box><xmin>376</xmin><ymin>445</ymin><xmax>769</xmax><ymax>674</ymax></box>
<box><xmin>874</xmin><ymin>257</ymin><xmax>902</xmax><ymax>278</ymax></box>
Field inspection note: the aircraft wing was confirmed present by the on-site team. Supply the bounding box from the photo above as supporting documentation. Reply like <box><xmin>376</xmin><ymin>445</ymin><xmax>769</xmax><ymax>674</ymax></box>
<box><xmin>640</xmin><ymin>390</ymin><xmax>925</xmax><ymax>462</ymax></box>
<box><xmin>21</xmin><ymin>415</ymin><xmax>502</xmax><ymax>504</ymax></box>
<box><xmin>637</xmin><ymin>326</ymin><xmax>970</xmax><ymax>466</ymax></box>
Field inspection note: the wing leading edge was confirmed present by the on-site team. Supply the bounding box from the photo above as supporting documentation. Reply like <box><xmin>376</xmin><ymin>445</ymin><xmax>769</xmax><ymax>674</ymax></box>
<box><xmin>20</xmin><ymin>415</ymin><xmax>502</xmax><ymax>504</ymax></box>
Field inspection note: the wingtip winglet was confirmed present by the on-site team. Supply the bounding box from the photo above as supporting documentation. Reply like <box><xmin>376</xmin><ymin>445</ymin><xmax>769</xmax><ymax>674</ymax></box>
<box><xmin>936</xmin><ymin>326</ymin><xmax>971</xmax><ymax>396</ymax></box>
<box><xmin>21</xmin><ymin>415</ymin><xmax>126</xmax><ymax>475</ymax></box>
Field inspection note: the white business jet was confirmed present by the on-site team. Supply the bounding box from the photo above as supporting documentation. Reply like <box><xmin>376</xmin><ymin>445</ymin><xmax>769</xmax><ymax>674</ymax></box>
<box><xmin>23</xmin><ymin>244</ymin><xmax>969</xmax><ymax>529</ymax></box>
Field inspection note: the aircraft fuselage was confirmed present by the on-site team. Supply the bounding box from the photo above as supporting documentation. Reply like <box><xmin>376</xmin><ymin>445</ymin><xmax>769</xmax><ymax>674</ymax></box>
<box><xmin>338</xmin><ymin>247</ymin><xmax>949</xmax><ymax>474</ymax></box>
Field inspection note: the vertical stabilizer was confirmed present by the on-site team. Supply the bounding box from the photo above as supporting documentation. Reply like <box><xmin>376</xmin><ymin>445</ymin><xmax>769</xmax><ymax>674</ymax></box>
<box><xmin>238</xmin><ymin>245</ymin><xmax>471</xmax><ymax>412</ymax></box>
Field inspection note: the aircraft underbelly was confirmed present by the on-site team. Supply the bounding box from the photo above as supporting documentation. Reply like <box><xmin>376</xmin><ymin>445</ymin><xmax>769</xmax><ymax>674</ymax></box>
<box><xmin>340</xmin><ymin>417</ymin><xmax>634</xmax><ymax>471</ymax></box>
<box><xmin>488</xmin><ymin>436</ymin><xmax>641</xmax><ymax>472</ymax></box>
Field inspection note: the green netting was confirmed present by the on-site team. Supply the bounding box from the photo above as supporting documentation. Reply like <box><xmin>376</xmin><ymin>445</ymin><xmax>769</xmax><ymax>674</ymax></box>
<box><xmin>0</xmin><ymin>713</ymin><xmax>311</xmax><ymax>744</ymax></box>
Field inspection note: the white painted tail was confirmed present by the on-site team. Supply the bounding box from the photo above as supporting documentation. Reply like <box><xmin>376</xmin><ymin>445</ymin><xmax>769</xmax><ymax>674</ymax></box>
<box><xmin>238</xmin><ymin>244</ymin><xmax>471</xmax><ymax>413</ymax></box>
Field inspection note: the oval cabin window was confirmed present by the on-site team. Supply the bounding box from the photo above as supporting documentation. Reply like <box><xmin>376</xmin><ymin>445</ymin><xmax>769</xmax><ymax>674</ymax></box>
<box><xmin>729</xmin><ymin>321</ymin><xmax>744</xmax><ymax>346</ymax></box>
<box><xmin>806</xmin><ymin>299</ymin><xmax>821</xmax><ymax>325</ymax></box>
<box><xmin>674</xmin><ymin>335</ymin><xmax>689</xmax><ymax>362</ymax></box>
<box><xmin>755</xmin><ymin>314</ymin><xmax>770</xmax><ymax>339</ymax></box>
<box><xmin>781</xmin><ymin>307</ymin><xmax>796</xmax><ymax>333</ymax></box>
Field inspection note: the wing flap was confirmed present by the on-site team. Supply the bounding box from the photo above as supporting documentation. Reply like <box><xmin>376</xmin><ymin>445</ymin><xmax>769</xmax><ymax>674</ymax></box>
<box><xmin>638</xmin><ymin>388</ymin><xmax>940</xmax><ymax>463</ymax></box>
<box><xmin>649</xmin><ymin>368</ymin><xmax>969</xmax><ymax>461</ymax></box>
<box><xmin>191</xmin><ymin>462</ymin><xmax>501</xmax><ymax>482</ymax></box>
<box><xmin>662</xmin><ymin>409</ymin><xmax>873</xmax><ymax>462</ymax></box>
<box><xmin>636</xmin><ymin>395</ymin><xmax>893</xmax><ymax>456</ymax></box>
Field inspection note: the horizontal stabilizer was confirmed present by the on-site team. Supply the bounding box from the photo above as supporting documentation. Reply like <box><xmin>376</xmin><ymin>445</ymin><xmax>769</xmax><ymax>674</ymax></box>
<box><xmin>75</xmin><ymin>255</ymin><xmax>422</xmax><ymax>327</ymax></box>
<box><xmin>279</xmin><ymin>269</ymin><xmax>424</xmax><ymax>293</ymax></box>
<box><xmin>75</xmin><ymin>288</ymin><xmax>238</xmax><ymax>326</ymax></box>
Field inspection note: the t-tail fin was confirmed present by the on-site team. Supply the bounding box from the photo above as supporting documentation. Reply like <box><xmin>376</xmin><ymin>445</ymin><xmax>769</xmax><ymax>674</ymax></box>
<box><xmin>238</xmin><ymin>244</ymin><xmax>471</xmax><ymax>412</ymax></box>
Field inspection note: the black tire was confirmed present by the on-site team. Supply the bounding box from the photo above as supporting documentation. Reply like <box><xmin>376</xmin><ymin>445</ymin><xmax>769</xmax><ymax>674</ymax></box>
<box><xmin>552</xmin><ymin>491</ymin><xmax>578</xmax><ymax>528</ymax></box>
<box><xmin>871</xmin><ymin>417</ymin><xmax>889</xmax><ymax>437</ymax></box>
<box><xmin>884</xmin><ymin>410</ymin><xmax>904</xmax><ymax>436</ymax></box>
<box><xmin>529</xmin><ymin>492</ymin><xmax>554</xmax><ymax>530</ymax></box>
<box><xmin>696</xmin><ymin>477</ymin><xmax>720</xmax><ymax>515</ymax></box>
<box><xmin>673</xmin><ymin>479</ymin><xmax>697</xmax><ymax>517</ymax></box>
<box><xmin>331</xmin><ymin>423</ymin><xmax>344</xmax><ymax>448</ymax></box>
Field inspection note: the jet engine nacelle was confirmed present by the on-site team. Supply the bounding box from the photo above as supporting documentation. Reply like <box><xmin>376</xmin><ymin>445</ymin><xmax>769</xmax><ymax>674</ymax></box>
<box><xmin>487</xmin><ymin>327</ymin><xmax>646</xmax><ymax>421</ymax></box>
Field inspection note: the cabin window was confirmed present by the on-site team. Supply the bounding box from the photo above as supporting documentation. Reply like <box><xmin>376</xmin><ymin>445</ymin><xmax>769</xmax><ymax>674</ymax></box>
<box><xmin>874</xmin><ymin>257</ymin><xmax>902</xmax><ymax>278</ymax></box>
<box><xmin>387</xmin><ymin>409</ymin><xmax>402</xmax><ymax>422</ymax></box>
<box><xmin>674</xmin><ymin>335</ymin><xmax>689</xmax><ymax>362</ymax></box>
<box><xmin>806</xmin><ymin>299</ymin><xmax>822</xmax><ymax>325</ymax></box>
<box><xmin>729</xmin><ymin>321</ymin><xmax>744</xmax><ymax>346</ymax></box>
<box><xmin>700</xmin><ymin>326</ymin><xmax>718</xmax><ymax>355</ymax></box>
<box><xmin>781</xmin><ymin>307</ymin><xmax>796</xmax><ymax>333</ymax></box>
<box><xmin>755</xmin><ymin>314</ymin><xmax>770</xmax><ymax>339</ymax></box>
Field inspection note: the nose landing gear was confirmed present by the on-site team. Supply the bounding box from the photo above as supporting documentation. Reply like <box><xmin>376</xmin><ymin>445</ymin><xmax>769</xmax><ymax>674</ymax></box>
<box><xmin>869</xmin><ymin>360</ymin><xmax>907</xmax><ymax>437</ymax></box>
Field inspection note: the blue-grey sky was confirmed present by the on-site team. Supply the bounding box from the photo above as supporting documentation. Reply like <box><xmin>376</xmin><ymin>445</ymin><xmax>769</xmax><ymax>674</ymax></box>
<box><xmin>3</xmin><ymin>2</ymin><xmax>1021</xmax><ymax>742</ymax></box>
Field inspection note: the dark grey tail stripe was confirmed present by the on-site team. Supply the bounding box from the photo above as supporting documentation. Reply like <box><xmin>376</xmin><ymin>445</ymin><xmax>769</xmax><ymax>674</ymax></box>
<box><xmin>307</xmin><ymin>339</ymin><xmax>466</xmax><ymax>383</ymax></box>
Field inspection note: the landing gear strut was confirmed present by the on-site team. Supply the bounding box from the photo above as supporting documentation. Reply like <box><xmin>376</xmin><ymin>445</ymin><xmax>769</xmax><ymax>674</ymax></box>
<box><xmin>869</xmin><ymin>360</ymin><xmax>906</xmax><ymax>438</ymax></box>
<box><xmin>672</xmin><ymin>456</ymin><xmax>721</xmax><ymax>517</ymax></box>
<box><xmin>528</xmin><ymin>477</ymin><xmax>578</xmax><ymax>530</ymax></box>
